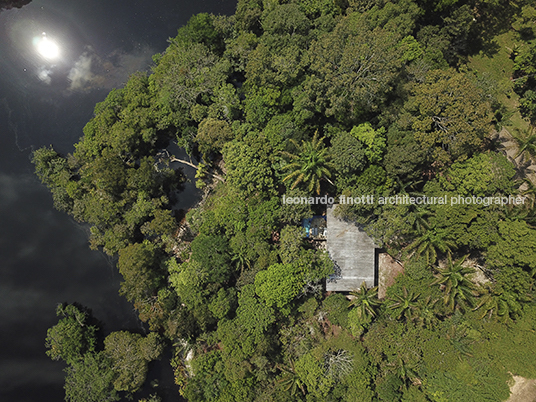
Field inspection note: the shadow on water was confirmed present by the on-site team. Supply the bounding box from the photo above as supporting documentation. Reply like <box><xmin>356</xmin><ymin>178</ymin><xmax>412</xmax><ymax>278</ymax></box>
<box><xmin>138</xmin><ymin>348</ymin><xmax>186</xmax><ymax>402</ymax></box>
<box><xmin>168</xmin><ymin>143</ymin><xmax>204</xmax><ymax>214</ymax></box>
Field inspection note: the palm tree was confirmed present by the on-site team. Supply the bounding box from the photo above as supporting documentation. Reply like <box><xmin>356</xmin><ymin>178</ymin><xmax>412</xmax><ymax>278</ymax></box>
<box><xmin>473</xmin><ymin>283</ymin><xmax>524</xmax><ymax>322</ymax></box>
<box><xmin>394</xmin><ymin>357</ymin><xmax>419</xmax><ymax>390</ymax></box>
<box><xmin>413</xmin><ymin>296</ymin><xmax>439</xmax><ymax>329</ymax></box>
<box><xmin>510</xmin><ymin>125</ymin><xmax>536</xmax><ymax>164</ymax></box>
<box><xmin>406</xmin><ymin>229</ymin><xmax>455</xmax><ymax>265</ymax></box>
<box><xmin>281</xmin><ymin>131</ymin><xmax>334</xmax><ymax>195</ymax></box>
<box><xmin>231</xmin><ymin>252</ymin><xmax>250</xmax><ymax>275</ymax></box>
<box><xmin>388</xmin><ymin>286</ymin><xmax>420</xmax><ymax>322</ymax></box>
<box><xmin>276</xmin><ymin>358</ymin><xmax>306</xmax><ymax>396</ymax></box>
<box><xmin>395</xmin><ymin>177</ymin><xmax>423</xmax><ymax>197</ymax></box>
<box><xmin>432</xmin><ymin>255</ymin><xmax>476</xmax><ymax>313</ymax></box>
<box><xmin>446</xmin><ymin>325</ymin><xmax>473</xmax><ymax>357</ymax></box>
<box><xmin>407</xmin><ymin>205</ymin><xmax>435</xmax><ymax>235</ymax></box>
<box><xmin>348</xmin><ymin>282</ymin><xmax>381</xmax><ymax>322</ymax></box>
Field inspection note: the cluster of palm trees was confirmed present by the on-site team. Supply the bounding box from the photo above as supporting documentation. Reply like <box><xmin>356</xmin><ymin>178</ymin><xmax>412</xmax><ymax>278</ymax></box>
<box><xmin>348</xmin><ymin>282</ymin><xmax>440</xmax><ymax>329</ymax></box>
<box><xmin>347</xmin><ymin>254</ymin><xmax>524</xmax><ymax>329</ymax></box>
<box><xmin>279</xmin><ymin>129</ymin><xmax>533</xmax><ymax>323</ymax></box>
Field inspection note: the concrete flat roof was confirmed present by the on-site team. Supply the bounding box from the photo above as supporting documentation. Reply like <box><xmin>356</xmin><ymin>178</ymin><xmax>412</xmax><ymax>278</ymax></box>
<box><xmin>326</xmin><ymin>205</ymin><xmax>376</xmax><ymax>292</ymax></box>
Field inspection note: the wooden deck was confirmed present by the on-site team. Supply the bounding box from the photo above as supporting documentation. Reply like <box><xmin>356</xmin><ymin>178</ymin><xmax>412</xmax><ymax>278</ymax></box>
<box><xmin>326</xmin><ymin>205</ymin><xmax>376</xmax><ymax>292</ymax></box>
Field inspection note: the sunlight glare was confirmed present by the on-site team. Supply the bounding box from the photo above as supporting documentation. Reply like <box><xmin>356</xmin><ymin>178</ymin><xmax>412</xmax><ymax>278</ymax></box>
<box><xmin>36</xmin><ymin>33</ymin><xmax>59</xmax><ymax>60</ymax></box>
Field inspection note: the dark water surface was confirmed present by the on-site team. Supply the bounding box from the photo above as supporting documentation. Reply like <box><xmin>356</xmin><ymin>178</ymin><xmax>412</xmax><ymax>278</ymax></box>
<box><xmin>0</xmin><ymin>0</ymin><xmax>236</xmax><ymax>400</ymax></box>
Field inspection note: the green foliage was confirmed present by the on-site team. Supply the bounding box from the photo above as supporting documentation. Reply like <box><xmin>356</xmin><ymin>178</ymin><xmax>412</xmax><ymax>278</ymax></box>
<box><xmin>408</xmin><ymin>69</ymin><xmax>492</xmax><ymax>166</ymax></box>
<box><xmin>235</xmin><ymin>284</ymin><xmax>276</xmax><ymax>338</ymax></box>
<box><xmin>350</xmin><ymin>123</ymin><xmax>387</xmax><ymax>164</ymax></box>
<box><xmin>196</xmin><ymin>117</ymin><xmax>233</xmax><ymax>159</ymax></box>
<box><xmin>347</xmin><ymin>283</ymin><xmax>381</xmax><ymax>336</ymax></box>
<box><xmin>330</xmin><ymin>130</ymin><xmax>366</xmax><ymax>179</ymax></box>
<box><xmin>486</xmin><ymin>219</ymin><xmax>536</xmax><ymax>275</ymax></box>
<box><xmin>45</xmin><ymin>304</ymin><xmax>97</xmax><ymax>365</ymax></box>
<box><xmin>322</xmin><ymin>293</ymin><xmax>349</xmax><ymax>327</ymax></box>
<box><xmin>191</xmin><ymin>233</ymin><xmax>232</xmax><ymax>283</ymax></box>
<box><xmin>153</xmin><ymin>40</ymin><xmax>230</xmax><ymax>124</ymax></box>
<box><xmin>209</xmin><ymin>288</ymin><xmax>237</xmax><ymax>320</ymax></box>
<box><xmin>279</xmin><ymin>188</ymin><xmax>313</xmax><ymax>224</ymax></box>
<box><xmin>169</xmin><ymin>259</ymin><xmax>215</xmax><ymax>331</ymax></box>
<box><xmin>255</xmin><ymin>263</ymin><xmax>304</xmax><ymax>313</ymax></box>
<box><xmin>473</xmin><ymin>282</ymin><xmax>525</xmax><ymax>322</ymax></box>
<box><xmin>424</xmin><ymin>367</ymin><xmax>510</xmax><ymax>402</ymax></box>
<box><xmin>36</xmin><ymin>2</ymin><xmax>536</xmax><ymax>400</ymax></box>
<box><xmin>295</xmin><ymin>352</ymin><xmax>334</xmax><ymax>397</ymax></box>
<box><xmin>262</xmin><ymin>3</ymin><xmax>311</xmax><ymax>36</ymax></box>
<box><xmin>305</xmin><ymin>15</ymin><xmax>405</xmax><ymax>123</ymax></box>
<box><xmin>183</xmin><ymin>350</ymin><xmax>226</xmax><ymax>400</ymax></box>
<box><xmin>439</xmin><ymin>153</ymin><xmax>515</xmax><ymax>196</ymax></box>
<box><xmin>64</xmin><ymin>352</ymin><xmax>119</xmax><ymax>402</ymax></box>
<box><xmin>477</xmin><ymin>305</ymin><xmax>536</xmax><ymax>379</ymax></box>
<box><xmin>513</xmin><ymin>39</ymin><xmax>536</xmax><ymax>123</ymax></box>
<box><xmin>222</xmin><ymin>137</ymin><xmax>276</xmax><ymax>197</ymax></box>
<box><xmin>32</xmin><ymin>146</ymin><xmax>74</xmax><ymax>212</ymax></box>
<box><xmin>104</xmin><ymin>331</ymin><xmax>163</xmax><ymax>393</ymax></box>
<box><xmin>510</xmin><ymin>126</ymin><xmax>536</xmax><ymax>163</ymax></box>
<box><xmin>139</xmin><ymin>332</ymin><xmax>165</xmax><ymax>361</ymax></box>
<box><xmin>173</xmin><ymin>13</ymin><xmax>224</xmax><ymax>53</ymax></box>
<box><xmin>278</xmin><ymin>225</ymin><xmax>305</xmax><ymax>264</ymax></box>
<box><xmin>432</xmin><ymin>255</ymin><xmax>476</xmax><ymax>313</ymax></box>
<box><xmin>276</xmin><ymin>358</ymin><xmax>307</xmax><ymax>397</ymax></box>
<box><xmin>281</xmin><ymin>131</ymin><xmax>334</xmax><ymax>195</ymax></box>
<box><xmin>388</xmin><ymin>286</ymin><xmax>420</xmax><ymax>322</ymax></box>
<box><xmin>216</xmin><ymin>285</ymin><xmax>276</xmax><ymax>381</ymax></box>
<box><xmin>117</xmin><ymin>241</ymin><xmax>162</xmax><ymax>304</ymax></box>
<box><xmin>406</xmin><ymin>228</ymin><xmax>455</xmax><ymax>265</ymax></box>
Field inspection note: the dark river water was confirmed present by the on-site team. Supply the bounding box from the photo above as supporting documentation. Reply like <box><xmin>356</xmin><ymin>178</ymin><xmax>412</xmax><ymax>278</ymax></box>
<box><xmin>0</xmin><ymin>1</ymin><xmax>236</xmax><ymax>400</ymax></box>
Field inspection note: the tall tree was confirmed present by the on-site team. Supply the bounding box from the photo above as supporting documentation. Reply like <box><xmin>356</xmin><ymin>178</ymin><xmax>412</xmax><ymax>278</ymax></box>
<box><xmin>406</xmin><ymin>229</ymin><xmax>455</xmax><ymax>265</ymax></box>
<box><xmin>388</xmin><ymin>286</ymin><xmax>420</xmax><ymax>322</ymax></box>
<box><xmin>281</xmin><ymin>131</ymin><xmax>334</xmax><ymax>194</ymax></box>
<box><xmin>64</xmin><ymin>352</ymin><xmax>119</xmax><ymax>402</ymax></box>
<box><xmin>104</xmin><ymin>331</ymin><xmax>164</xmax><ymax>393</ymax></box>
<box><xmin>408</xmin><ymin>69</ymin><xmax>492</xmax><ymax>166</ymax></box>
<box><xmin>45</xmin><ymin>304</ymin><xmax>97</xmax><ymax>365</ymax></box>
<box><xmin>348</xmin><ymin>282</ymin><xmax>381</xmax><ymax>321</ymax></box>
<box><xmin>432</xmin><ymin>255</ymin><xmax>476</xmax><ymax>312</ymax></box>
<box><xmin>276</xmin><ymin>358</ymin><xmax>307</xmax><ymax>396</ymax></box>
<box><xmin>117</xmin><ymin>241</ymin><xmax>162</xmax><ymax>305</ymax></box>
<box><xmin>304</xmin><ymin>17</ymin><xmax>404</xmax><ymax>123</ymax></box>
<box><xmin>473</xmin><ymin>283</ymin><xmax>524</xmax><ymax>322</ymax></box>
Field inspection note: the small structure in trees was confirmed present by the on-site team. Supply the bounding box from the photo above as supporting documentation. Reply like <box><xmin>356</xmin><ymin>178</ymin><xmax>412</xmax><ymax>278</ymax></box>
<box><xmin>302</xmin><ymin>215</ymin><xmax>327</xmax><ymax>239</ymax></box>
<box><xmin>326</xmin><ymin>205</ymin><xmax>377</xmax><ymax>292</ymax></box>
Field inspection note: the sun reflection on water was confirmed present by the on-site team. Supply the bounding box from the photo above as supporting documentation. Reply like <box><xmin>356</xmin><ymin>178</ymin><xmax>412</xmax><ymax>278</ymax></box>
<box><xmin>33</xmin><ymin>32</ymin><xmax>60</xmax><ymax>60</ymax></box>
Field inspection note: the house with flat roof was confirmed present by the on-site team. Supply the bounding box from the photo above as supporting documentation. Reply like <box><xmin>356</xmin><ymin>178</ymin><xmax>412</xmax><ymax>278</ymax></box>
<box><xmin>325</xmin><ymin>205</ymin><xmax>377</xmax><ymax>292</ymax></box>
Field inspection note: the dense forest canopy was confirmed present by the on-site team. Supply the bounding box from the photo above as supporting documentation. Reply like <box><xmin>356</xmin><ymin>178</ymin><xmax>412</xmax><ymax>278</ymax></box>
<box><xmin>34</xmin><ymin>0</ymin><xmax>536</xmax><ymax>401</ymax></box>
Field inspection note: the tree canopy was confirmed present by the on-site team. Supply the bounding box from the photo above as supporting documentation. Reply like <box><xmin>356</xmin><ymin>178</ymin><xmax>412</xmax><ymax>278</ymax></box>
<box><xmin>37</xmin><ymin>0</ymin><xmax>536</xmax><ymax>400</ymax></box>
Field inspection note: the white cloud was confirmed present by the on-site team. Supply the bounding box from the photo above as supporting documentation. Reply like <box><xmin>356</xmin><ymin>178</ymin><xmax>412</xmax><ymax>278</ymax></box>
<box><xmin>37</xmin><ymin>66</ymin><xmax>52</xmax><ymax>84</ymax></box>
<box><xmin>65</xmin><ymin>45</ymin><xmax>156</xmax><ymax>92</ymax></box>
<box><xmin>67</xmin><ymin>52</ymin><xmax>94</xmax><ymax>91</ymax></box>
